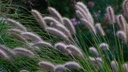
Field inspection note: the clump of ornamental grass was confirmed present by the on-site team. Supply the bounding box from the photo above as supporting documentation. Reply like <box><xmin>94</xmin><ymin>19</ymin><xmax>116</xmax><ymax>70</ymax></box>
<box><xmin>1</xmin><ymin>1</ymin><xmax>128</xmax><ymax>72</ymax></box>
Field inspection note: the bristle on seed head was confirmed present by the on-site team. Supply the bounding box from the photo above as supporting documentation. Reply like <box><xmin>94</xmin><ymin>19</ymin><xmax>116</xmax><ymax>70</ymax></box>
<box><xmin>0</xmin><ymin>45</ymin><xmax>15</xmax><ymax>55</ymax></box>
<box><xmin>0</xmin><ymin>49</ymin><xmax>10</xmax><ymax>60</ymax></box>
<box><xmin>5</xmin><ymin>18</ymin><xmax>27</xmax><ymax>31</ymax></box>
<box><xmin>63</xmin><ymin>17</ymin><xmax>76</xmax><ymax>34</ymax></box>
<box><xmin>38</xmin><ymin>61</ymin><xmax>55</xmax><ymax>71</ymax></box>
<box><xmin>111</xmin><ymin>60</ymin><xmax>118</xmax><ymax>72</ymax></box>
<box><xmin>31</xmin><ymin>9</ymin><xmax>47</xmax><ymax>29</ymax></box>
<box><xmin>99</xmin><ymin>43</ymin><xmax>109</xmax><ymax>50</ymax></box>
<box><xmin>122</xmin><ymin>63</ymin><xmax>128</xmax><ymax>72</ymax></box>
<box><xmin>116</xmin><ymin>30</ymin><xmax>127</xmax><ymax>43</ymax></box>
<box><xmin>89</xmin><ymin>47</ymin><xmax>99</xmax><ymax>57</ymax></box>
<box><xmin>80</xmin><ymin>18</ymin><xmax>96</xmax><ymax>34</ymax></box>
<box><xmin>96</xmin><ymin>57</ymin><xmax>102</xmax><ymax>66</ymax></box>
<box><xmin>76</xmin><ymin>2</ymin><xmax>94</xmax><ymax>25</ymax></box>
<box><xmin>64</xmin><ymin>61</ymin><xmax>81</xmax><ymax>70</ymax></box>
<box><xmin>54</xmin><ymin>64</ymin><xmax>65</xmax><ymax>72</ymax></box>
<box><xmin>21</xmin><ymin>32</ymin><xmax>42</xmax><ymax>42</ymax></box>
<box><xmin>117</xmin><ymin>15</ymin><xmax>127</xmax><ymax>32</ymax></box>
<box><xmin>106</xmin><ymin>6</ymin><xmax>116</xmax><ymax>24</ymax></box>
<box><xmin>122</xmin><ymin>0</ymin><xmax>128</xmax><ymax>19</ymax></box>
<box><xmin>45</xmin><ymin>27</ymin><xmax>69</xmax><ymax>42</ymax></box>
<box><xmin>8</xmin><ymin>29</ymin><xmax>24</xmax><ymax>34</ymax></box>
<box><xmin>48</xmin><ymin>7</ymin><xmax>63</xmax><ymax>23</ymax></box>
<box><xmin>13</xmin><ymin>47</ymin><xmax>35</xmax><ymax>58</ymax></box>
<box><xmin>32</xmin><ymin>41</ymin><xmax>53</xmax><ymax>48</ymax></box>
<box><xmin>76</xmin><ymin>10</ymin><xmax>85</xmax><ymax>18</ymax></box>
<box><xmin>66</xmin><ymin>45</ymin><xmax>83</xmax><ymax>57</ymax></box>
<box><xmin>95</xmin><ymin>23</ymin><xmax>105</xmax><ymax>36</ymax></box>
<box><xmin>54</xmin><ymin>42</ymin><xmax>69</xmax><ymax>54</ymax></box>
<box><xmin>43</xmin><ymin>17</ymin><xmax>61</xmax><ymax>26</ymax></box>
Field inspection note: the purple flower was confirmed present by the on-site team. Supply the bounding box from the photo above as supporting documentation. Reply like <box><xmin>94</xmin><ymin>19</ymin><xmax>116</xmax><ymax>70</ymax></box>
<box><xmin>71</xmin><ymin>18</ymin><xmax>76</xmax><ymax>22</ymax></box>
<box><xmin>71</xmin><ymin>18</ymin><xmax>80</xmax><ymax>26</ymax></box>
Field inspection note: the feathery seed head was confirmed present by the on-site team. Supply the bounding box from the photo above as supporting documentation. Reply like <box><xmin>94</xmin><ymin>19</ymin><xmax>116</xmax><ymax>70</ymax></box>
<box><xmin>95</xmin><ymin>23</ymin><xmax>105</xmax><ymax>36</ymax></box>
<box><xmin>116</xmin><ymin>30</ymin><xmax>127</xmax><ymax>43</ymax></box>
<box><xmin>54</xmin><ymin>64</ymin><xmax>66</xmax><ymax>72</ymax></box>
<box><xmin>76</xmin><ymin>2</ymin><xmax>89</xmax><ymax>13</ymax></box>
<box><xmin>122</xmin><ymin>0</ymin><xmax>128</xmax><ymax>12</ymax></box>
<box><xmin>106</xmin><ymin>6</ymin><xmax>116</xmax><ymax>24</ymax></box>
<box><xmin>13</xmin><ymin>47</ymin><xmax>35</xmax><ymax>58</ymax></box>
<box><xmin>111</xmin><ymin>60</ymin><xmax>118</xmax><ymax>72</ymax></box>
<box><xmin>54</xmin><ymin>24</ymin><xmax>71</xmax><ymax>37</ymax></box>
<box><xmin>45</xmin><ymin>27</ymin><xmax>69</xmax><ymax>42</ymax></box>
<box><xmin>116</xmin><ymin>15</ymin><xmax>127</xmax><ymax>32</ymax></box>
<box><xmin>31</xmin><ymin>9</ymin><xmax>47</xmax><ymax>29</ymax></box>
<box><xmin>89</xmin><ymin>56</ymin><xmax>102</xmax><ymax>68</ymax></box>
<box><xmin>8</xmin><ymin>29</ymin><xmax>24</xmax><ymax>34</ymax></box>
<box><xmin>21</xmin><ymin>32</ymin><xmax>42</xmax><ymax>42</ymax></box>
<box><xmin>89</xmin><ymin>56</ymin><xmax>96</xmax><ymax>62</ymax></box>
<box><xmin>38</xmin><ymin>61</ymin><xmax>55</xmax><ymax>71</ymax></box>
<box><xmin>44</xmin><ymin>17</ymin><xmax>72</xmax><ymax>37</ymax></box>
<box><xmin>99</xmin><ymin>43</ymin><xmax>109</xmax><ymax>50</ymax></box>
<box><xmin>89</xmin><ymin>47</ymin><xmax>99</xmax><ymax>57</ymax></box>
<box><xmin>122</xmin><ymin>63</ymin><xmax>128</xmax><ymax>72</ymax></box>
<box><xmin>32</xmin><ymin>41</ymin><xmax>53</xmax><ymax>48</ymax></box>
<box><xmin>0</xmin><ymin>45</ymin><xmax>15</xmax><ymax>55</ymax></box>
<box><xmin>75</xmin><ymin>5</ymin><xmax>88</xmax><ymax>19</ymax></box>
<box><xmin>96</xmin><ymin>57</ymin><xmax>102</xmax><ymax>66</ymax></box>
<box><xmin>63</xmin><ymin>17</ymin><xmax>76</xmax><ymax>34</ymax></box>
<box><xmin>64</xmin><ymin>61</ymin><xmax>81</xmax><ymax>70</ymax></box>
<box><xmin>0</xmin><ymin>49</ymin><xmax>10</xmax><ymax>60</ymax></box>
<box><xmin>5</xmin><ymin>18</ymin><xmax>27</xmax><ymax>31</ymax></box>
<box><xmin>80</xmin><ymin>18</ymin><xmax>96</xmax><ymax>34</ymax></box>
<box><xmin>76</xmin><ymin>2</ymin><xmax>94</xmax><ymax>25</ymax></box>
<box><xmin>66</xmin><ymin>45</ymin><xmax>83</xmax><ymax>57</ymax></box>
<box><xmin>89</xmin><ymin>56</ymin><xmax>103</xmax><ymax>67</ymax></box>
<box><xmin>54</xmin><ymin>42</ymin><xmax>69</xmax><ymax>54</ymax></box>
<box><xmin>122</xmin><ymin>0</ymin><xmax>128</xmax><ymax>19</ymax></box>
<box><xmin>43</xmin><ymin>17</ymin><xmax>61</xmax><ymax>26</ymax></box>
<box><xmin>76</xmin><ymin>10</ymin><xmax>85</xmax><ymax>18</ymax></box>
<box><xmin>48</xmin><ymin>7</ymin><xmax>63</xmax><ymax>23</ymax></box>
